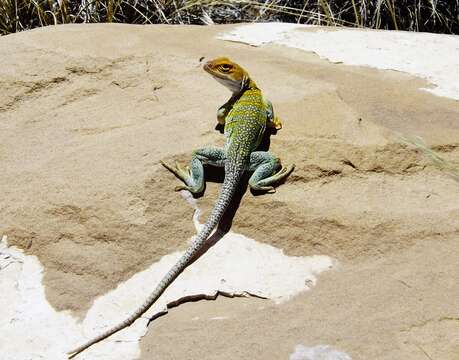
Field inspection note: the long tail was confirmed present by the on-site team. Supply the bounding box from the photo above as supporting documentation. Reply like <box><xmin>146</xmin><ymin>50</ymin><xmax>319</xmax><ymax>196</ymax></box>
<box><xmin>67</xmin><ymin>169</ymin><xmax>243</xmax><ymax>359</ymax></box>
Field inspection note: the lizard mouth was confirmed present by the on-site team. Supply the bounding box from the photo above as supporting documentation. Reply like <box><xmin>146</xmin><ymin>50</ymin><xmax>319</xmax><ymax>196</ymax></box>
<box><xmin>203</xmin><ymin>62</ymin><xmax>213</xmax><ymax>74</ymax></box>
<box><xmin>203</xmin><ymin>62</ymin><xmax>229</xmax><ymax>81</ymax></box>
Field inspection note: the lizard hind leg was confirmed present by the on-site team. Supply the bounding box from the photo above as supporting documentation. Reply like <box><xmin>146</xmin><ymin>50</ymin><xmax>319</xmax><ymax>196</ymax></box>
<box><xmin>248</xmin><ymin>151</ymin><xmax>295</xmax><ymax>193</ymax></box>
<box><xmin>161</xmin><ymin>147</ymin><xmax>225</xmax><ymax>194</ymax></box>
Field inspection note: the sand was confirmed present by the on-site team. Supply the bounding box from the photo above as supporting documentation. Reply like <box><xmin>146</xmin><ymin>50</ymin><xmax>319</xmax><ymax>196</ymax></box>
<box><xmin>0</xmin><ymin>23</ymin><xmax>458</xmax><ymax>359</ymax></box>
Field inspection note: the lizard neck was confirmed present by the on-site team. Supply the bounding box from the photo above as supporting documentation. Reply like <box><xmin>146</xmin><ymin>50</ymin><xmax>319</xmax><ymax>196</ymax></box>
<box><xmin>235</xmin><ymin>75</ymin><xmax>258</xmax><ymax>95</ymax></box>
<box><xmin>223</xmin><ymin>77</ymin><xmax>259</xmax><ymax>112</ymax></box>
<box><xmin>244</xmin><ymin>76</ymin><xmax>258</xmax><ymax>91</ymax></box>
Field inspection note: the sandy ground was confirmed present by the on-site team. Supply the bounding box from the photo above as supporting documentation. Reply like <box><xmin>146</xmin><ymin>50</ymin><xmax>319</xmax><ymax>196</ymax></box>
<box><xmin>0</xmin><ymin>23</ymin><xmax>458</xmax><ymax>359</ymax></box>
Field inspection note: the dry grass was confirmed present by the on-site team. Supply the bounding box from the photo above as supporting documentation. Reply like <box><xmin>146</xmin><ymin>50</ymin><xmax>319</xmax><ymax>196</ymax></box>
<box><xmin>0</xmin><ymin>0</ymin><xmax>458</xmax><ymax>36</ymax></box>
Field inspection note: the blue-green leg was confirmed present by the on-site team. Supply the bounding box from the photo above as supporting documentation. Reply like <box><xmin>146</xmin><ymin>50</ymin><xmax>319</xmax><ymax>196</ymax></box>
<box><xmin>161</xmin><ymin>147</ymin><xmax>225</xmax><ymax>194</ymax></box>
<box><xmin>248</xmin><ymin>151</ymin><xmax>295</xmax><ymax>192</ymax></box>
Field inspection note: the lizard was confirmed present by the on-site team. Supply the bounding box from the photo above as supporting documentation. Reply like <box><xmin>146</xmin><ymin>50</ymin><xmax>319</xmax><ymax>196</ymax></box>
<box><xmin>67</xmin><ymin>57</ymin><xmax>294</xmax><ymax>358</ymax></box>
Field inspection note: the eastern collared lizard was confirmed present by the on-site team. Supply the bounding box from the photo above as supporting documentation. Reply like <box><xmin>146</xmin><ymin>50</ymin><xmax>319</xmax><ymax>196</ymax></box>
<box><xmin>67</xmin><ymin>57</ymin><xmax>294</xmax><ymax>358</ymax></box>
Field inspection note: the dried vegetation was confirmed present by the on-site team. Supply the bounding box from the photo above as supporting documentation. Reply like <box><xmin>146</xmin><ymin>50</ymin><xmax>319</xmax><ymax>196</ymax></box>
<box><xmin>0</xmin><ymin>0</ymin><xmax>458</xmax><ymax>36</ymax></box>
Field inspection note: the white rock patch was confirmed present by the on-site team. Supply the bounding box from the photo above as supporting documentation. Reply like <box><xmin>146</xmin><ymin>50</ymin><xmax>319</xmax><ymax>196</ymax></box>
<box><xmin>219</xmin><ymin>23</ymin><xmax>459</xmax><ymax>100</ymax></box>
<box><xmin>290</xmin><ymin>344</ymin><xmax>352</xmax><ymax>360</ymax></box>
<box><xmin>1</xmin><ymin>198</ymin><xmax>335</xmax><ymax>359</ymax></box>
<box><xmin>0</xmin><ymin>236</ymin><xmax>82</xmax><ymax>360</ymax></box>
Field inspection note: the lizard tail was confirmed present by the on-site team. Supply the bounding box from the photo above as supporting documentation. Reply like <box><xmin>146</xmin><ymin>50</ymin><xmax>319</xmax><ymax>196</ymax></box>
<box><xmin>67</xmin><ymin>168</ymin><xmax>243</xmax><ymax>359</ymax></box>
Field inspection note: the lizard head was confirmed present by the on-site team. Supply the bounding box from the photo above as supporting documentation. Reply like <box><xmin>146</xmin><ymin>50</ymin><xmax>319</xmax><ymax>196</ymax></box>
<box><xmin>203</xmin><ymin>57</ymin><xmax>256</xmax><ymax>93</ymax></box>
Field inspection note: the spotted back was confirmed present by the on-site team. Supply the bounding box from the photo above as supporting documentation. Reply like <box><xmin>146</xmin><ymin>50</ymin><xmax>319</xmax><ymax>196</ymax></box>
<box><xmin>224</xmin><ymin>88</ymin><xmax>267</xmax><ymax>167</ymax></box>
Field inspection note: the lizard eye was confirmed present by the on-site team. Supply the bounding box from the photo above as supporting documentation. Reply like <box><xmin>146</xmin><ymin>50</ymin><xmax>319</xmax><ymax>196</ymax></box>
<box><xmin>220</xmin><ymin>64</ymin><xmax>232</xmax><ymax>72</ymax></box>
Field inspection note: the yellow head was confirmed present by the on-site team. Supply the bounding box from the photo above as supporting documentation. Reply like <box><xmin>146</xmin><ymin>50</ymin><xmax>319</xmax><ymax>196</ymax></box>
<box><xmin>203</xmin><ymin>57</ymin><xmax>256</xmax><ymax>93</ymax></box>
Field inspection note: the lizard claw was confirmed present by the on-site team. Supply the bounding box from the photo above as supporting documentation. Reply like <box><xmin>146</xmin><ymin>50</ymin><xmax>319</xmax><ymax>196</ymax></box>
<box><xmin>160</xmin><ymin>160</ymin><xmax>175</xmax><ymax>173</ymax></box>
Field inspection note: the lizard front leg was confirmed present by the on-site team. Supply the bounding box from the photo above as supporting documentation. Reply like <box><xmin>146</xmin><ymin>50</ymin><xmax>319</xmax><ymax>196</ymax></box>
<box><xmin>161</xmin><ymin>147</ymin><xmax>225</xmax><ymax>194</ymax></box>
<box><xmin>217</xmin><ymin>105</ymin><xmax>228</xmax><ymax>125</ymax></box>
<box><xmin>248</xmin><ymin>151</ymin><xmax>295</xmax><ymax>192</ymax></box>
<box><xmin>217</xmin><ymin>94</ymin><xmax>239</xmax><ymax>125</ymax></box>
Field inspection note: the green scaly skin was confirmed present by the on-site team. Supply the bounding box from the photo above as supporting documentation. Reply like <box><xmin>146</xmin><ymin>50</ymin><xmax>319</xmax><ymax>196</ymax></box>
<box><xmin>67</xmin><ymin>59</ymin><xmax>294</xmax><ymax>359</ymax></box>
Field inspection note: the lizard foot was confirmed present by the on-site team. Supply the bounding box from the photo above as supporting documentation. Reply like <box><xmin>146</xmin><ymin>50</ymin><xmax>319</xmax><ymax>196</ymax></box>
<box><xmin>174</xmin><ymin>185</ymin><xmax>194</xmax><ymax>192</ymax></box>
<box><xmin>278</xmin><ymin>164</ymin><xmax>295</xmax><ymax>177</ymax></box>
<box><xmin>250</xmin><ymin>185</ymin><xmax>276</xmax><ymax>193</ymax></box>
<box><xmin>249</xmin><ymin>163</ymin><xmax>295</xmax><ymax>193</ymax></box>
<box><xmin>160</xmin><ymin>160</ymin><xmax>190</xmax><ymax>180</ymax></box>
<box><xmin>265</xmin><ymin>163</ymin><xmax>295</xmax><ymax>184</ymax></box>
<box><xmin>268</xmin><ymin>116</ymin><xmax>283</xmax><ymax>130</ymax></box>
<box><xmin>161</xmin><ymin>160</ymin><xmax>203</xmax><ymax>194</ymax></box>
